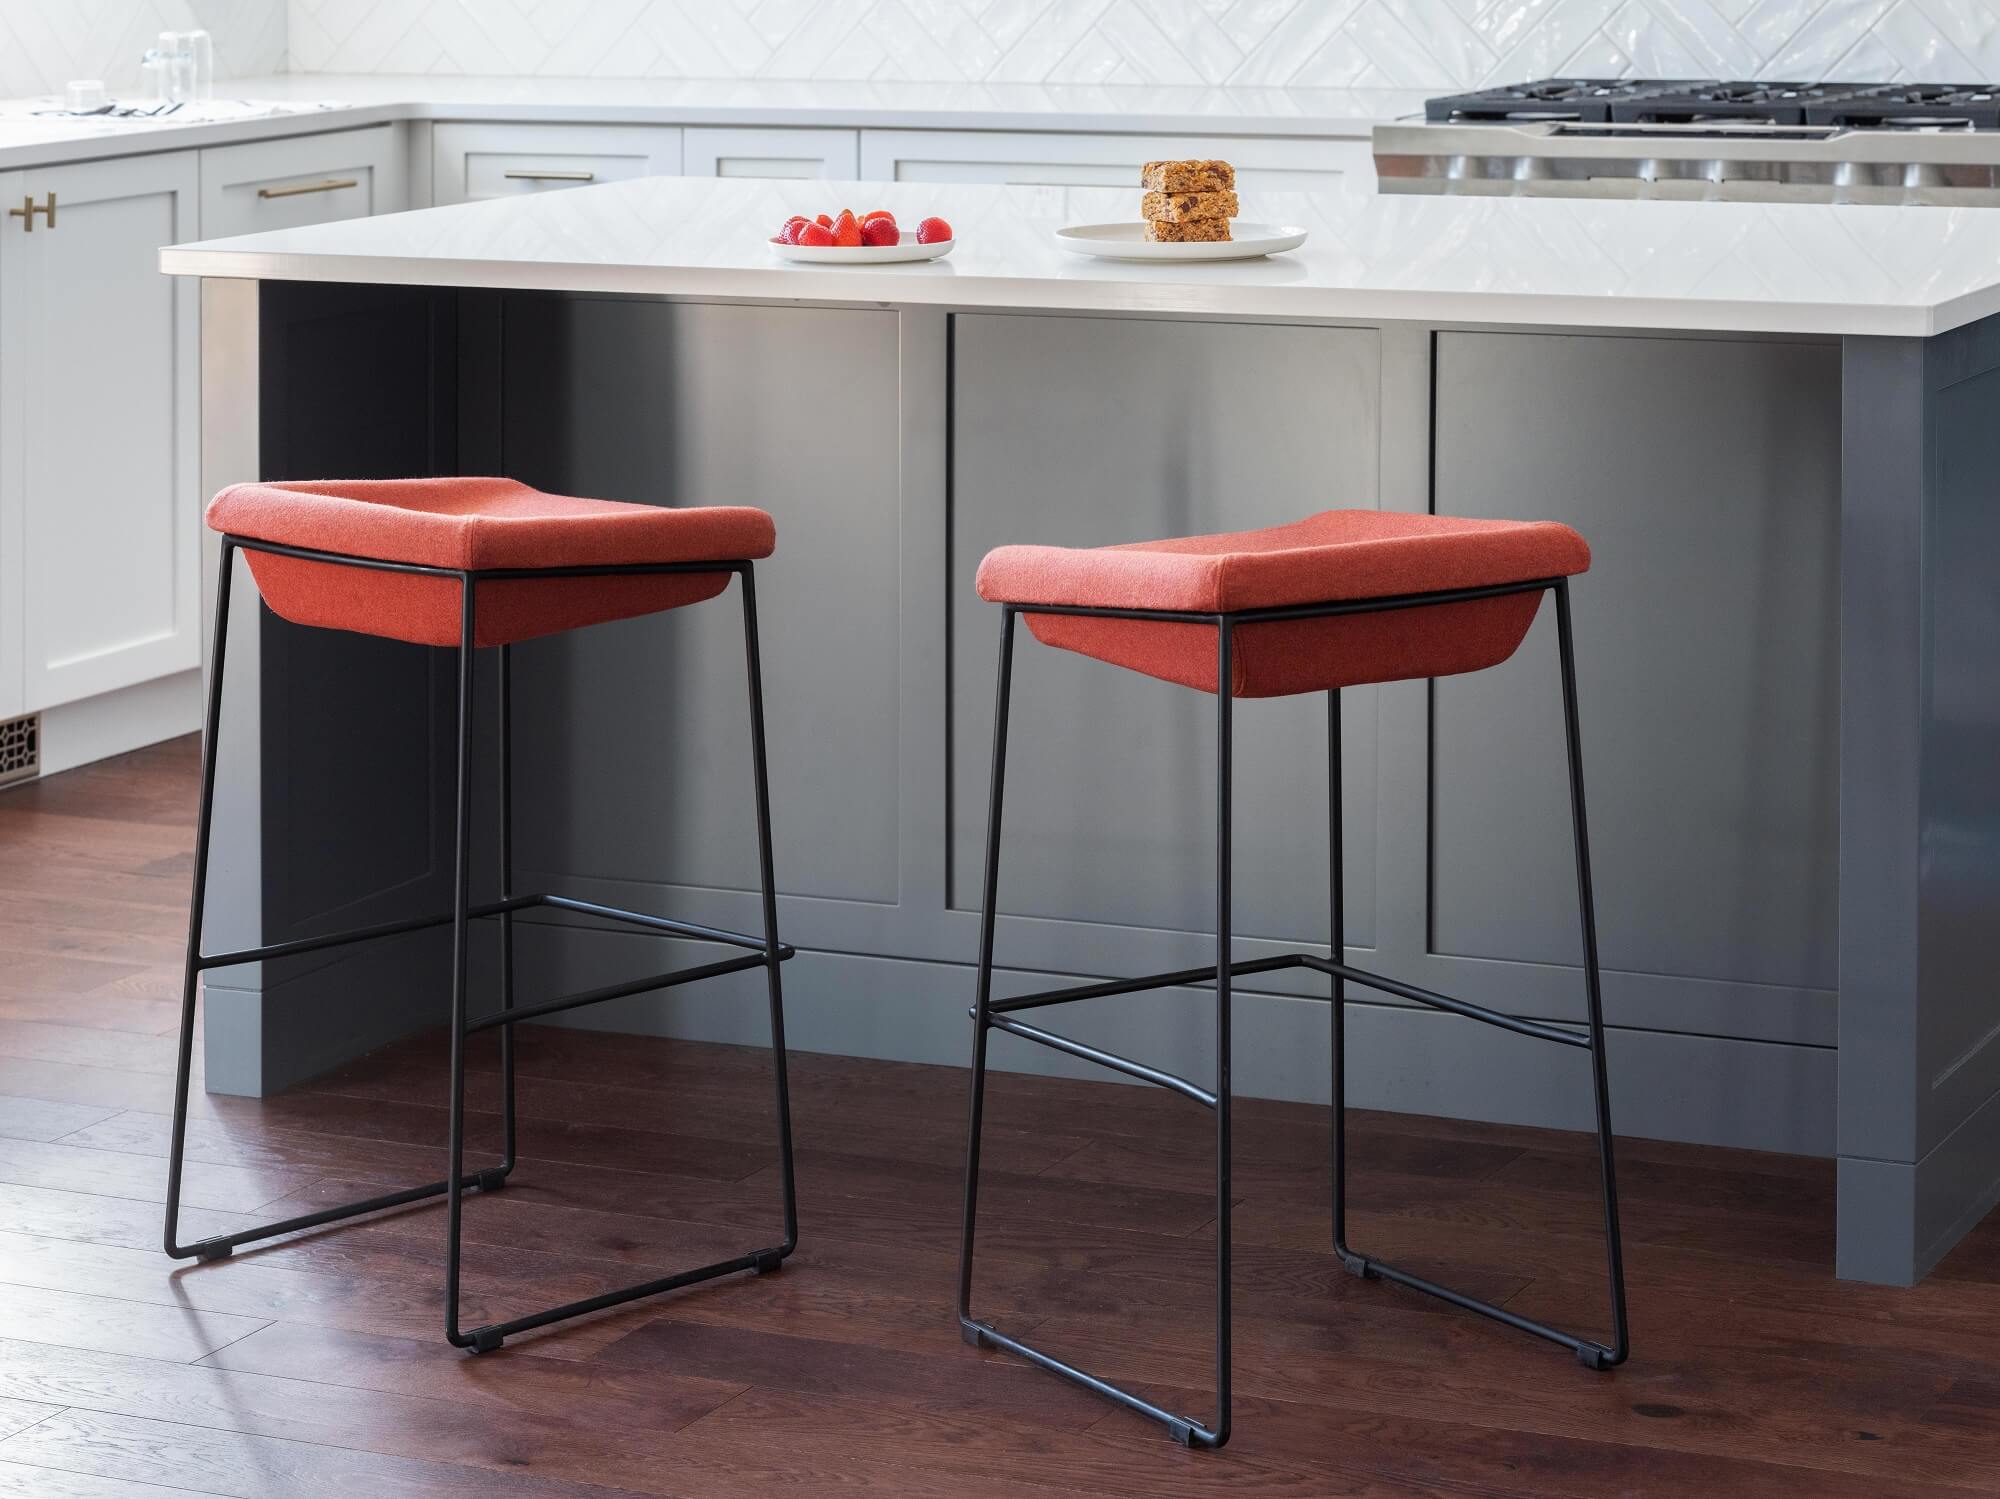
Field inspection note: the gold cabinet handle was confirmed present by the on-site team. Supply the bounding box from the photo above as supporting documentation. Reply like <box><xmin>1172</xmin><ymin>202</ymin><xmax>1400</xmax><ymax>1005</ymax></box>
<box><xmin>8</xmin><ymin>192</ymin><xmax>55</xmax><ymax>231</ymax></box>
<box><xmin>257</xmin><ymin>178</ymin><xmax>359</xmax><ymax>200</ymax></box>
<box><xmin>502</xmin><ymin>169</ymin><xmax>595</xmax><ymax>182</ymax></box>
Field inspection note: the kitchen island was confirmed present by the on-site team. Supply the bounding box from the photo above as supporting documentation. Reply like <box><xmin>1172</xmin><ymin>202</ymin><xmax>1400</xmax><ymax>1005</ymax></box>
<box><xmin>163</xmin><ymin>174</ymin><xmax>2000</xmax><ymax>1287</ymax></box>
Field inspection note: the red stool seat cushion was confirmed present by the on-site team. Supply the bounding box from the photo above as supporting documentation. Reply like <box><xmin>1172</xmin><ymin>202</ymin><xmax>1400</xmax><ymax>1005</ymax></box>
<box><xmin>976</xmin><ymin>510</ymin><xmax>1590</xmax><ymax>697</ymax></box>
<box><xmin>207</xmin><ymin>478</ymin><xmax>775</xmax><ymax>648</ymax></box>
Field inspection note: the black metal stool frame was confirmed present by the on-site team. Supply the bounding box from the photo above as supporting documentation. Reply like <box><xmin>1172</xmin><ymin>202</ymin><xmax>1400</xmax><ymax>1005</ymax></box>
<box><xmin>165</xmin><ymin>534</ymin><xmax>799</xmax><ymax>1353</ymax></box>
<box><xmin>956</xmin><ymin>575</ymin><xmax>1628</xmax><ymax>1450</ymax></box>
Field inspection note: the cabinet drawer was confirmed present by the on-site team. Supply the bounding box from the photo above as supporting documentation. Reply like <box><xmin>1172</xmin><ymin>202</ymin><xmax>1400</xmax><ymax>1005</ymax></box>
<box><xmin>683</xmin><ymin>127</ymin><xmax>858</xmax><ymax>179</ymax></box>
<box><xmin>859</xmin><ymin>130</ymin><xmax>1373</xmax><ymax>190</ymax></box>
<box><xmin>433</xmin><ymin>123</ymin><xmax>681</xmax><ymax>205</ymax></box>
<box><xmin>199</xmin><ymin>125</ymin><xmax>406</xmax><ymax>239</ymax></box>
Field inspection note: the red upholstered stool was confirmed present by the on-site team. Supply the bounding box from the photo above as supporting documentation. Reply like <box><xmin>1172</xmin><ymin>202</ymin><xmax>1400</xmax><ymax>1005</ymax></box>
<box><xmin>956</xmin><ymin>509</ymin><xmax>1626</xmax><ymax>1448</ymax></box>
<box><xmin>165</xmin><ymin>477</ymin><xmax>798</xmax><ymax>1354</ymax></box>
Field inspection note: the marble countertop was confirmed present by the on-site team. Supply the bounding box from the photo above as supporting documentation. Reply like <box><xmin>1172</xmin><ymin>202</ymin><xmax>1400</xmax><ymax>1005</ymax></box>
<box><xmin>0</xmin><ymin>74</ymin><xmax>1420</xmax><ymax>171</ymax></box>
<box><xmin>161</xmin><ymin>173</ymin><xmax>2000</xmax><ymax>338</ymax></box>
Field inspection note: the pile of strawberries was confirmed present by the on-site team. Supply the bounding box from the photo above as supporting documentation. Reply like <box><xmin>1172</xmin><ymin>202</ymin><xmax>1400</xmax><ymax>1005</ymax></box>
<box><xmin>774</xmin><ymin>208</ymin><xmax>952</xmax><ymax>248</ymax></box>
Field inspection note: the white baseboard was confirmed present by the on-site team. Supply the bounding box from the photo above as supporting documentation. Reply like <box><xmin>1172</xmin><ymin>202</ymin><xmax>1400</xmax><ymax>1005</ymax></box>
<box><xmin>37</xmin><ymin>669</ymin><xmax>202</xmax><ymax>776</ymax></box>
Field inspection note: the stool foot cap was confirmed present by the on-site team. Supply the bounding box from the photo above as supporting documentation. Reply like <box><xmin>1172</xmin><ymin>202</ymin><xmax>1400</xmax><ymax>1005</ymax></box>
<box><xmin>1576</xmin><ymin>1342</ymin><xmax>1614</xmax><ymax>1371</ymax></box>
<box><xmin>193</xmin><ymin>1241</ymin><xmax>234</xmax><ymax>1263</ymax></box>
<box><xmin>1338</xmin><ymin>1250</ymin><xmax>1374</xmax><ymax>1280</ymax></box>
<box><xmin>750</xmin><ymin>1248</ymin><xmax>785</xmax><ymax>1275</ymax></box>
<box><xmin>469</xmin><ymin>1327</ymin><xmax>505</xmax><ymax>1355</ymax></box>
<box><xmin>1167</xmin><ymin>1419</ymin><xmax>1198</xmax><ymax>1447</ymax></box>
<box><xmin>472</xmin><ymin>1167</ymin><xmax>509</xmax><ymax>1193</ymax></box>
<box><xmin>960</xmin><ymin>1320</ymin><xmax>992</xmax><ymax>1350</ymax></box>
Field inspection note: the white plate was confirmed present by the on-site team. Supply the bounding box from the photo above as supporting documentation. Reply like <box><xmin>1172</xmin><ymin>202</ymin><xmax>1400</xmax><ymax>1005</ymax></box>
<box><xmin>769</xmin><ymin>228</ymin><xmax>953</xmax><ymax>264</ymax></box>
<box><xmin>1053</xmin><ymin>221</ymin><xmax>1307</xmax><ymax>262</ymax></box>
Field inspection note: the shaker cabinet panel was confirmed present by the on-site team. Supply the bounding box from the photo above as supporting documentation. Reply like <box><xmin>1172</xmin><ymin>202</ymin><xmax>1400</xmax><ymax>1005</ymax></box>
<box><xmin>432</xmin><ymin>122</ymin><xmax>681</xmax><ymax>205</ymax></box>
<box><xmin>860</xmin><ymin>129</ymin><xmax>1372</xmax><ymax>188</ymax></box>
<box><xmin>199</xmin><ymin>125</ymin><xmax>407</xmax><ymax>239</ymax></box>
<box><xmin>0</xmin><ymin>151</ymin><xmax>201</xmax><ymax>712</ymax></box>
<box><xmin>682</xmin><ymin>126</ymin><xmax>859</xmax><ymax>179</ymax></box>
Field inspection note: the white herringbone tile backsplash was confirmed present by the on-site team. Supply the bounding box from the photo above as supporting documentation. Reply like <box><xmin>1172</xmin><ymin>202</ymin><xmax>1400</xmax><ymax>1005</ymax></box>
<box><xmin>5</xmin><ymin>0</ymin><xmax>1999</xmax><ymax>95</ymax></box>
<box><xmin>282</xmin><ymin>1</ymin><xmax>2000</xmax><ymax>88</ymax></box>
<box><xmin>0</xmin><ymin>0</ymin><xmax>285</xmax><ymax>96</ymax></box>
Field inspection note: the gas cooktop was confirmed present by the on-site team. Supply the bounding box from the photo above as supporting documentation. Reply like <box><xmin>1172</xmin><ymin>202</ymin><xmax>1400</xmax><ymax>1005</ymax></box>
<box><xmin>1426</xmin><ymin>79</ymin><xmax>2000</xmax><ymax>130</ymax></box>
<box><xmin>1378</xmin><ymin>78</ymin><xmax>2000</xmax><ymax>204</ymax></box>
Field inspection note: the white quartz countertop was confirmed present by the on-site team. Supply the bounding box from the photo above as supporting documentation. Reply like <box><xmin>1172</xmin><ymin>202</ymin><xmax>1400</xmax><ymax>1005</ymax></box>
<box><xmin>0</xmin><ymin>74</ymin><xmax>1414</xmax><ymax>170</ymax></box>
<box><xmin>162</xmin><ymin>174</ymin><xmax>2000</xmax><ymax>339</ymax></box>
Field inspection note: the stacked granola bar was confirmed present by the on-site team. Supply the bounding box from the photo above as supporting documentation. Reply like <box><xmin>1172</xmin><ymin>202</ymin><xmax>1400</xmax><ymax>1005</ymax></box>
<box><xmin>1140</xmin><ymin>159</ymin><xmax>1236</xmax><ymax>243</ymax></box>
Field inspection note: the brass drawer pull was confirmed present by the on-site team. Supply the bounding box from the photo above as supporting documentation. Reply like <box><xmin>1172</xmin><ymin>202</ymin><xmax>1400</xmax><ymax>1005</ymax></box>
<box><xmin>502</xmin><ymin>169</ymin><xmax>596</xmax><ymax>182</ymax></box>
<box><xmin>8</xmin><ymin>192</ymin><xmax>55</xmax><ymax>231</ymax></box>
<box><xmin>257</xmin><ymin>178</ymin><xmax>360</xmax><ymax>200</ymax></box>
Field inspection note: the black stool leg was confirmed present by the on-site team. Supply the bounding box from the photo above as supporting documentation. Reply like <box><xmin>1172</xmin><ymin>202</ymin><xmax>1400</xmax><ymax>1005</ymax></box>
<box><xmin>958</xmin><ymin>608</ymin><xmax>1014</xmax><ymax>1346</ymax></box>
<box><xmin>958</xmin><ymin>610</ymin><xmax>1232</xmax><ymax>1449</ymax></box>
<box><xmin>1209</xmin><ymin>620</ymin><xmax>1234</xmax><ymax>1448</ymax></box>
<box><xmin>1330</xmin><ymin>582</ymin><xmax>1629</xmax><ymax>1370</ymax></box>
<box><xmin>739</xmin><ymin>563</ymin><xmax>798</xmax><ymax>1259</ymax></box>
<box><xmin>492</xmin><ymin>642</ymin><xmax>517</xmax><ymax>1189</ymax></box>
<box><xmin>164</xmin><ymin>541</ymin><xmax>237</xmax><ymax>1262</ymax></box>
<box><xmin>1328</xmin><ymin>689</ymin><xmax>1360</xmax><ymax>1276</ymax></box>
<box><xmin>444</xmin><ymin>574</ymin><xmax>484</xmax><ymax>1349</ymax></box>
<box><xmin>1555</xmin><ymin>579</ymin><xmax>1630</xmax><ymax>1368</ymax></box>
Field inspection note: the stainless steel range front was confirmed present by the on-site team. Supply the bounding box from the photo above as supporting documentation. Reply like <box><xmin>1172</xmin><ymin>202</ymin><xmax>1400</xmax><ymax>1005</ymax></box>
<box><xmin>1373</xmin><ymin>79</ymin><xmax>2000</xmax><ymax>204</ymax></box>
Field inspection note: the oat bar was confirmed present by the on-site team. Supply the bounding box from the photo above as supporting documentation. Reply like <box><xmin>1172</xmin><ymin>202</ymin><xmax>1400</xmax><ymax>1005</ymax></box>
<box><xmin>1140</xmin><ymin>188</ymin><xmax>1239</xmax><ymax>224</ymax></box>
<box><xmin>1140</xmin><ymin>159</ymin><xmax>1235</xmax><ymax>194</ymax></box>
<box><xmin>1144</xmin><ymin>217</ymin><xmax>1233</xmax><ymax>243</ymax></box>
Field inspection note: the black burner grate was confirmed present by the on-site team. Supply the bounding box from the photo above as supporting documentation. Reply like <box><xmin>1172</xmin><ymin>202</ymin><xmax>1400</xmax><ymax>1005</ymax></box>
<box><xmin>1426</xmin><ymin>78</ymin><xmax>2000</xmax><ymax>130</ymax></box>
<box><xmin>1804</xmin><ymin>84</ymin><xmax>2000</xmax><ymax>129</ymax></box>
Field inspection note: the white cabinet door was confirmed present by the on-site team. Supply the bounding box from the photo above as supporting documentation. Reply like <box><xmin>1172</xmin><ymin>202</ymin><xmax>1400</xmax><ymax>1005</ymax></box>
<box><xmin>0</xmin><ymin>152</ymin><xmax>201</xmax><ymax>712</ymax></box>
<box><xmin>199</xmin><ymin>124</ymin><xmax>408</xmax><ymax>239</ymax></box>
<box><xmin>682</xmin><ymin>126</ymin><xmax>859</xmax><ymax>179</ymax></box>
<box><xmin>859</xmin><ymin>130</ymin><xmax>1373</xmax><ymax>189</ymax></box>
<box><xmin>432</xmin><ymin>122</ymin><xmax>682</xmax><ymax>205</ymax></box>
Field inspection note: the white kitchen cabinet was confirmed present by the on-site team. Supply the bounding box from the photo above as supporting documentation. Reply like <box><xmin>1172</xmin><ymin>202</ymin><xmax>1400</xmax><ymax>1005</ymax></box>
<box><xmin>859</xmin><ymin>129</ymin><xmax>1373</xmax><ymax>189</ymax></box>
<box><xmin>682</xmin><ymin>126</ymin><xmax>859</xmax><ymax>179</ymax></box>
<box><xmin>0</xmin><ymin>151</ymin><xmax>200</xmax><ymax>715</ymax></box>
<box><xmin>432</xmin><ymin>122</ymin><xmax>681</xmax><ymax>205</ymax></box>
<box><xmin>199</xmin><ymin>125</ymin><xmax>408</xmax><ymax>239</ymax></box>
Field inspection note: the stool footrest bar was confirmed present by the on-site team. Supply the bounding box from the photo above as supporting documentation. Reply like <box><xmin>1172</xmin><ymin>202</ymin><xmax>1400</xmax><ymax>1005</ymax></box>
<box><xmin>986</xmin><ymin>954</ymin><xmax>1304</xmax><ymax>1017</ymax></box>
<box><xmin>985</xmin><ymin>1014</ymin><xmax>1216</xmax><ymax>1107</ymax></box>
<box><xmin>1300</xmin><ymin>955</ymin><xmax>1591</xmax><ymax>1049</ymax></box>
<box><xmin>538</xmin><ymin>895</ymin><xmax>780</xmax><ymax>954</ymax></box>
<box><xmin>464</xmin><ymin>949</ymin><xmax>782</xmax><ymax>1033</ymax></box>
<box><xmin>961</xmin><ymin>1319</ymin><xmax>1223</xmax><ymax>1449</ymax></box>
<box><xmin>196</xmin><ymin>895</ymin><xmax>542</xmax><ymax>971</ymax></box>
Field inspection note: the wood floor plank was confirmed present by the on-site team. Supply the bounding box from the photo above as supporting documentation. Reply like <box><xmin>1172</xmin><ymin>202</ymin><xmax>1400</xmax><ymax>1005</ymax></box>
<box><xmin>0</xmin><ymin>1460</ymin><xmax>228</xmax><ymax>1499</ymax></box>
<box><xmin>0</xmin><ymin>1408</ymin><xmax>634</xmax><ymax>1499</ymax></box>
<box><xmin>0</xmin><ymin>1096</ymin><xmax>119</xmax><ymax>1144</ymax></box>
<box><xmin>0</xmin><ymin>1403</ymin><xmax>57</xmax><ymax>1442</ymax></box>
<box><xmin>0</xmin><ymin>1285</ymin><xmax>265</xmax><ymax>1364</ymax></box>
<box><xmin>0</xmin><ymin>1135</ymin><xmax>315</xmax><ymax>1215</ymax></box>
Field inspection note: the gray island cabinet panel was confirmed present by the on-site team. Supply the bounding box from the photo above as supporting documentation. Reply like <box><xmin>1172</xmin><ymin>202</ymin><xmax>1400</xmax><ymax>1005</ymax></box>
<box><xmin>948</xmin><ymin>313</ymin><xmax>1384</xmax><ymax>952</ymax></box>
<box><xmin>479</xmin><ymin>294</ymin><xmax>904</xmax><ymax>912</ymax></box>
<box><xmin>1430</xmin><ymin>331</ymin><xmax>1841</xmax><ymax>1048</ymax></box>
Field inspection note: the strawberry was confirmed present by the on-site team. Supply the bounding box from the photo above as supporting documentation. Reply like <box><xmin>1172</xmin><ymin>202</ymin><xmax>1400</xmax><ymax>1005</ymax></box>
<box><xmin>798</xmin><ymin>220</ymin><xmax>835</xmax><ymax>247</ymax></box>
<box><xmin>777</xmin><ymin>219</ymin><xmax>805</xmax><ymax>244</ymax></box>
<box><xmin>916</xmin><ymin>216</ymin><xmax>953</xmax><ymax>244</ymax></box>
<box><xmin>832</xmin><ymin>209</ymin><xmax>862</xmax><ymax>247</ymax></box>
<box><xmin>815</xmin><ymin>213</ymin><xmax>833</xmax><ymax>228</ymax></box>
<box><xmin>860</xmin><ymin>216</ymin><xmax>900</xmax><ymax>247</ymax></box>
<box><xmin>863</xmin><ymin>209</ymin><xmax>896</xmax><ymax>226</ymax></box>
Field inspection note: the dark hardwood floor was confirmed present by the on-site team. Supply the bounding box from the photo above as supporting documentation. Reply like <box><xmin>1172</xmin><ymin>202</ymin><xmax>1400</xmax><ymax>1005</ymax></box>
<box><xmin>1</xmin><ymin>737</ymin><xmax>1997</xmax><ymax>1495</ymax></box>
